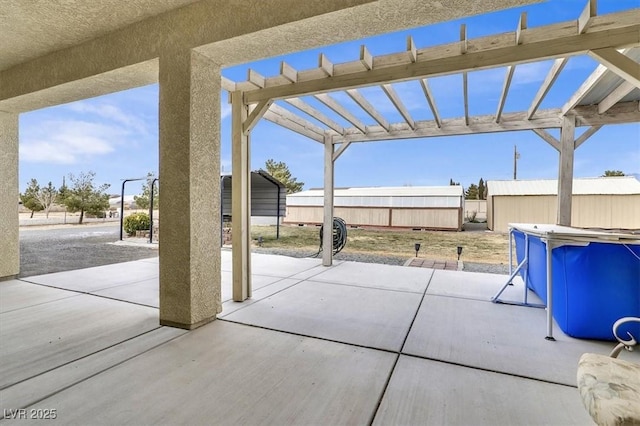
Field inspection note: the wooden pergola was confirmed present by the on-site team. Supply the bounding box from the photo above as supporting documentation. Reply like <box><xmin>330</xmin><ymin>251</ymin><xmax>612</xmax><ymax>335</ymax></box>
<box><xmin>222</xmin><ymin>1</ymin><xmax>640</xmax><ymax>301</ymax></box>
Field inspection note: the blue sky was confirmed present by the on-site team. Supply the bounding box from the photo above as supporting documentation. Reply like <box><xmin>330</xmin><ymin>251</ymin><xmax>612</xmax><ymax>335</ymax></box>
<box><xmin>18</xmin><ymin>0</ymin><xmax>640</xmax><ymax>196</ymax></box>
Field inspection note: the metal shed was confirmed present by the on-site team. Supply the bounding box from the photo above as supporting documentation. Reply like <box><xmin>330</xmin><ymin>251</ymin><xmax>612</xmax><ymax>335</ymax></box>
<box><xmin>220</xmin><ymin>170</ymin><xmax>286</xmax><ymax>226</ymax></box>
<box><xmin>285</xmin><ymin>185</ymin><xmax>464</xmax><ymax>231</ymax></box>
<box><xmin>487</xmin><ymin>176</ymin><xmax>640</xmax><ymax>232</ymax></box>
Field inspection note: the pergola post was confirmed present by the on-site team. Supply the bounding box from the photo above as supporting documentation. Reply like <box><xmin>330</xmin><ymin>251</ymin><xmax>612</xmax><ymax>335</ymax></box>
<box><xmin>322</xmin><ymin>134</ymin><xmax>335</xmax><ymax>267</ymax></box>
<box><xmin>232</xmin><ymin>91</ymin><xmax>252</xmax><ymax>301</ymax></box>
<box><xmin>557</xmin><ymin>115</ymin><xmax>576</xmax><ymax>226</ymax></box>
<box><xmin>0</xmin><ymin>112</ymin><xmax>19</xmax><ymax>279</ymax></box>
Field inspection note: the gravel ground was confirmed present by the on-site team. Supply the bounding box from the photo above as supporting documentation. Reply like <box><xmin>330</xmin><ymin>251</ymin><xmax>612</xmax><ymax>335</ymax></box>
<box><xmin>19</xmin><ymin>223</ymin><xmax>509</xmax><ymax>278</ymax></box>
<box><xmin>253</xmin><ymin>247</ymin><xmax>510</xmax><ymax>274</ymax></box>
<box><xmin>19</xmin><ymin>224</ymin><xmax>158</xmax><ymax>278</ymax></box>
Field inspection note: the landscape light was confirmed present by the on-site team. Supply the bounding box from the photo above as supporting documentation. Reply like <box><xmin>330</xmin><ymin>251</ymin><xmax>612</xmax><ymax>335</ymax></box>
<box><xmin>457</xmin><ymin>246</ymin><xmax>463</xmax><ymax>260</ymax></box>
<box><xmin>414</xmin><ymin>243</ymin><xmax>421</xmax><ymax>257</ymax></box>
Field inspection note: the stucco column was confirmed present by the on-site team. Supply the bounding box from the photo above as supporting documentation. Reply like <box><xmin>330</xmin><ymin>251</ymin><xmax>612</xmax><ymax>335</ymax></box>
<box><xmin>0</xmin><ymin>112</ymin><xmax>19</xmax><ymax>280</ymax></box>
<box><xmin>158</xmin><ymin>49</ymin><xmax>221</xmax><ymax>329</ymax></box>
<box><xmin>557</xmin><ymin>115</ymin><xmax>575</xmax><ymax>227</ymax></box>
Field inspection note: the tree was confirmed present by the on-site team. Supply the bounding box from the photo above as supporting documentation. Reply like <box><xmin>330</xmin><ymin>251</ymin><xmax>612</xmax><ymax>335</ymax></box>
<box><xmin>477</xmin><ymin>178</ymin><xmax>485</xmax><ymax>200</ymax></box>
<box><xmin>449</xmin><ymin>178</ymin><xmax>460</xmax><ymax>186</ymax></box>
<box><xmin>264</xmin><ymin>159</ymin><xmax>304</xmax><ymax>193</ymax></box>
<box><xmin>465</xmin><ymin>183</ymin><xmax>479</xmax><ymax>200</ymax></box>
<box><xmin>602</xmin><ymin>170</ymin><xmax>625</xmax><ymax>177</ymax></box>
<box><xmin>35</xmin><ymin>181</ymin><xmax>58</xmax><ymax>219</ymax></box>
<box><xmin>20</xmin><ymin>179</ymin><xmax>43</xmax><ymax>218</ymax></box>
<box><xmin>134</xmin><ymin>172</ymin><xmax>159</xmax><ymax>210</ymax></box>
<box><xmin>62</xmin><ymin>171</ymin><xmax>110</xmax><ymax>224</ymax></box>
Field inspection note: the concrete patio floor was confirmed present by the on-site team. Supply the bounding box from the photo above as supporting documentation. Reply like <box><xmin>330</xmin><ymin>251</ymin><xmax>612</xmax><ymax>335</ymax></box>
<box><xmin>2</xmin><ymin>251</ymin><xmax>636</xmax><ymax>425</ymax></box>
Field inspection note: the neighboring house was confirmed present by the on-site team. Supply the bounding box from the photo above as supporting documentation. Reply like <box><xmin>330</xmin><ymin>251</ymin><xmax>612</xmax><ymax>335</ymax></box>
<box><xmin>486</xmin><ymin>176</ymin><xmax>640</xmax><ymax>232</ymax></box>
<box><xmin>285</xmin><ymin>185</ymin><xmax>465</xmax><ymax>231</ymax></box>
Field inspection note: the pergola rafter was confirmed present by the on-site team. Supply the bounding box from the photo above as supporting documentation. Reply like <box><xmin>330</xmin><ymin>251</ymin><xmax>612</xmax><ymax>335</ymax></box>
<box><xmin>226</xmin><ymin>2</ymin><xmax>640</xmax><ymax>301</ymax></box>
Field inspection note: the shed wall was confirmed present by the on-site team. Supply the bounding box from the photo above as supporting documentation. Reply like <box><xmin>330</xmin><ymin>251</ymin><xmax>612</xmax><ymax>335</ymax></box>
<box><xmin>221</xmin><ymin>176</ymin><xmax>286</xmax><ymax>217</ymax></box>
<box><xmin>285</xmin><ymin>206</ymin><xmax>461</xmax><ymax>230</ymax></box>
<box><xmin>489</xmin><ymin>194</ymin><xmax>640</xmax><ymax>232</ymax></box>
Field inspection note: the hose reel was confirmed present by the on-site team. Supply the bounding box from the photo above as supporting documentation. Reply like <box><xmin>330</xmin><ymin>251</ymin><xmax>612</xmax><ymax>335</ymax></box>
<box><xmin>318</xmin><ymin>217</ymin><xmax>347</xmax><ymax>255</ymax></box>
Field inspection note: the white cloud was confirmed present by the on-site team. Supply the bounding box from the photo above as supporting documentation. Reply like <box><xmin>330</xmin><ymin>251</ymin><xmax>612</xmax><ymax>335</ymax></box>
<box><xmin>20</xmin><ymin>120</ymin><xmax>123</xmax><ymax>164</ymax></box>
<box><xmin>221</xmin><ymin>101</ymin><xmax>231</xmax><ymax>120</ymax></box>
<box><xmin>66</xmin><ymin>101</ymin><xmax>149</xmax><ymax>135</ymax></box>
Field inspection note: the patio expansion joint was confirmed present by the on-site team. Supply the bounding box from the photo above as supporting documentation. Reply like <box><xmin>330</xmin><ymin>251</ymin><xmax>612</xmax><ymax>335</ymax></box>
<box><xmin>304</xmin><ymin>279</ymin><xmax>426</xmax><ymax>295</ymax></box>
<box><xmin>0</xmin><ymin>326</ymin><xmax>187</xmax><ymax>416</ymax></box>
<box><xmin>0</xmin><ymin>291</ymin><xmax>82</xmax><ymax>316</ymax></box>
<box><xmin>399</xmin><ymin>352</ymin><xmax>579</xmax><ymax>389</ymax></box>
<box><xmin>367</xmin><ymin>268</ymin><xmax>435</xmax><ymax>425</ymax></box>
<box><xmin>218</xmin><ymin>318</ymin><xmax>399</xmax><ymax>356</ymax></box>
<box><xmin>15</xmin><ymin>278</ymin><xmax>160</xmax><ymax>310</ymax></box>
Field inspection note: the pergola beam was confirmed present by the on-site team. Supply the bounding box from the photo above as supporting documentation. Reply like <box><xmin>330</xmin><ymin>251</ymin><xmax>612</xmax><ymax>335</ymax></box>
<box><xmin>574</xmin><ymin>101</ymin><xmax>640</xmax><ymax>126</ymax></box>
<box><xmin>574</xmin><ymin>125</ymin><xmax>602</xmax><ymax>149</ymax></box>
<box><xmin>243</xmin><ymin>9</ymin><xmax>640</xmax><ymax>103</ymax></box>
<box><xmin>419</xmin><ymin>78</ymin><xmax>442</xmax><ymax>128</ymax></box>
<box><xmin>407</xmin><ymin>36</ymin><xmax>417</xmax><ymax>63</ymax></box>
<box><xmin>243</xmin><ymin>99</ymin><xmax>272</xmax><ymax>134</ymax></box>
<box><xmin>314</xmin><ymin>93</ymin><xmax>367</xmax><ymax>133</ymax></box>
<box><xmin>382</xmin><ymin>84</ymin><xmax>415</xmax><ymax>130</ymax></box>
<box><xmin>333</xmin><ymin>141</ymin><xmax>352</xmax><ymax>161</ymax></box>
<box><xmin>325</xmin><ymin>102</ymin><xmax>639</xmax><ymax>144</ymax></box>
<box><xmin>527</xmin><ymin>57</ymin><xmax>569</xmax><ymax>119</ymax></box>
<box><xmin>360</xmin><ymin>45</ymin><xmax>373</xmax><ymax>70</ymax></box>
<box><xmin>562</xmin><ymin>63</ymin><xmax>609</xmax><ymax>115</ymax></box>
<box><xmin>588</xmin><ymin>48</ymin><xmax>640</xmax><ymax>89</ymax></box>
<box><xmin>463</xmin><ymin>72</ymin><xmax>469</xmax><ymax>126</ymax></box>
<box><xmin>263</xmin><ymin>104</ymin><xmax>325</xmax><ymax>142</ymax></box>
<box><xmin>280</xmin><ymin>61</ymin><xmax>298</xmax><ymax>83</ymax></box>
<box><xmin>496</xmin><ymin>66</ymin><xmax>515</xmax><ymax>123</ymax></box>
<box><xmin>532</xmin><ymin>128</ymin><xmax>560</xmax><ymax>151</ymax></box>
<box><xmin>516</xmin><ymin>12</ymin><xmax>527</xmax><ymax>45</ymax></box>
<box><xmin>346</xmin><ymin>89</ymin><xmax>390</xmax><ymax>130</ymax></box>
<box><xmin>284</xmin><ymin>97</ymin><xmax>344</xmax><ymax>134</ymax></box>
<box><xmin>598</xmin><ymin>81</ymin><xmax>635</xmax><ymax>113</ymax></box>
<box><xmin>319</xmin><ymin>54</ymin><xmax>334</xmax><ymax>77</ymax></box>
<box><xmin>578</xmin><ymin>0</ymin><xmax>597</xmax><ymax>34</ymax></box>
<box><xmin>335</xmin><ymin>110</ymin><xmax>563</xmax><ymax>143</ymax></box>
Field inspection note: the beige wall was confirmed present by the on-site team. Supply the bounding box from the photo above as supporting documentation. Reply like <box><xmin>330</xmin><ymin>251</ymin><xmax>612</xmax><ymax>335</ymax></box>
<box><xmin>285</xmin><ymin>206</ymin><xmax>461</xmax><ymax>230</ymax></box>
<box><xmin>489</xmin><ymin>194</ymin><xmax>640</xmax><ymax>232</ymax></box>
<box><xmin>464</xmin><ymin>200</ymin><xmax>487</xmax><ymax>221</ymax></box>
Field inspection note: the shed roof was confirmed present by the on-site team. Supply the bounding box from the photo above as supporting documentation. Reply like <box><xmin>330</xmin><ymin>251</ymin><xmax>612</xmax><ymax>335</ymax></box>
<box><xmin>289</xmin><ymin>185</ymin><xmax>464</xmax><ymax>198</ymax></box>
<box><xmin>487</xmin><ymin>176</ymin><xmax>640</xmax><ymax>196</ymax></box>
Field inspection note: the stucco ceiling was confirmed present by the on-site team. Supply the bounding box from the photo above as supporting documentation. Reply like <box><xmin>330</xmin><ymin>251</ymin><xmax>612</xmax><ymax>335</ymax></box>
<box><xmin>0</xmin><ymin>0</ymin><xmax>201</xmax><ymax>70</ymax></box>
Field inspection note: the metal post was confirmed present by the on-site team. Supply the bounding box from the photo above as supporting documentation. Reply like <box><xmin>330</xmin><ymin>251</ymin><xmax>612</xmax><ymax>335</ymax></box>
<box><xmin>119</xmin><ymin>177</ymin><xmax>145</xmax><ymax>241</ymax></box>
<box><xmin>120</xmin><ymin>180</ymin><xmax>126</xmax><ymax>241</ymax></box>
<box><xmin>149</xmin><ymin>178</ymin><xmax>158</xmax><ymax>244</ymax></box>
<box><xmin>220</xmin><ymin>176</ymin><xmax>225</xmax><ymax>247</ymax></box>
<box><xmin>276</xmin><ymin>185</ymin><xmax>281</xmax><ymax>240</ymax></box>
<box><xmin>545</xmin><ymin>238</ymin><xmax>555</xmax><ymax>341</ymax></box>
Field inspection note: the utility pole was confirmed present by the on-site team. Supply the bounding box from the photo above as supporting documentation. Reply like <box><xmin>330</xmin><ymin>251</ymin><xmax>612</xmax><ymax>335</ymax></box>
<box><xmin>513</xmin><ymin>145</ymin><xmax>520</xmax><ymax>180</ymax></box>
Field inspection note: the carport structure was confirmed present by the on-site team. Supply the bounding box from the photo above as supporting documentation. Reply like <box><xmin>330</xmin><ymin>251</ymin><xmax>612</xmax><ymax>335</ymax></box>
<box><xmin>0</xmin><ymin>0</ymin><xmax>638</xmax><ymax>331</ymax></box>
<box><xmin>224</xmin><ymin>1</ymin><xmax>640</xmax><ymax>301</ymax></box>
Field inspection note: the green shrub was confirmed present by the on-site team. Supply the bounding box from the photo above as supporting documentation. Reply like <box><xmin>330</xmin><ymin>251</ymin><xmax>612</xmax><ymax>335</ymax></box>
<box><xmin>124</xmin><ymin>212</ymin><xmax>150</xmax><ymax>236</ymax></box>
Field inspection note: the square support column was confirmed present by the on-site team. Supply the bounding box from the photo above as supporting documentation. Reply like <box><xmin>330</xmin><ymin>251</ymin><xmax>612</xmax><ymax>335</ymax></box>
<box><xmin>158</xmin><ymin>50</ymin><xmax>221</xmax><ymax>329</ymax></box>
<box><xmin>323</xmin><ymin>135</ymin><xmax>334</xmax><ymax>267</ymax></box>
<box><xmin>231</xmin><ymin>91</ymin><xmax>252</xmax><ymax>301</ymax></box>
<box><xmin>557</xmin><ymin>115</ymin><xmax>575</xmax><ymax>226</ymax></box>
<box><xmin>0</xmin><ymin>112</ymin><xmax>19</xmax><ymax>279</ymax></box>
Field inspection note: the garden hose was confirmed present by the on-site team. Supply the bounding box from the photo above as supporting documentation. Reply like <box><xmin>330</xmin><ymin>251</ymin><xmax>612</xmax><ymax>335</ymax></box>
<box><xmin>312</xmin><ymin>217</ymin><xmax>347</xmax><ymax>257</ymax></box>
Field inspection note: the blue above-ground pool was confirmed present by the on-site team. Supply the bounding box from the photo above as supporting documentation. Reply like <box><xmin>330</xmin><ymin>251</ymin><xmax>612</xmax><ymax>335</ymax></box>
<box><xmin>511</xmin><ymin>224</ymin><xmax>640</xmax><ymax>341</ymax></box>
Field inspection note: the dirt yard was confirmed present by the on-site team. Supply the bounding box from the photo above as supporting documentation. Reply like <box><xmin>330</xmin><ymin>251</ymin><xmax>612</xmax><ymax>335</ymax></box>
<box><xmin>252</xmin><ymin>224</ymin><xmax>510</xmax><ymax>264</ymax></box>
